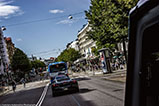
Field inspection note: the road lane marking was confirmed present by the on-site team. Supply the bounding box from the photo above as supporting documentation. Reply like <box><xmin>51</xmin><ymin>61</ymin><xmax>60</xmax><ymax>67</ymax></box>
<box><xmin>36</xmin><ymin>83</ymin><xmax>49</xmax><ymax>106</ymax></box>
<box><xmin>71</xmin><ymin>95</ymin><xmax>81</xmax><ymax>106</ymax></box>
<box><xmin>0</xmin><ymin>104</ymin><xmax>36</xmax><ymax>106</ymax></box>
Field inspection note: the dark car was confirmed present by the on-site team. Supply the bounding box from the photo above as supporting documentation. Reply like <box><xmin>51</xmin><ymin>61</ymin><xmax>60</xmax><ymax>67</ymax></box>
<box><xmin>51</xmin><ymin>75</ymin><xmax>79</xmax><ymax>97</ymax></box>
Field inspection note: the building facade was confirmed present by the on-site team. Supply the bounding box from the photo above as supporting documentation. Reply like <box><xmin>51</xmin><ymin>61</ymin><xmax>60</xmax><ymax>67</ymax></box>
<box><xmin>77</xmin><ymin>23</ymin><xmax>96</xmax><ymax>59</ymax></box>
<box><xmin>0</xmin><ymin>28</ymin><xmax>10</xmax><ymax>87</ymax></box>
<box><xmin>4</xmin><ymin>37</ymin><xmax>15</xmax><ymax>63</ymax></box>
<box><xmin>66</xmin><ymin>40</ymin><xmax>79</xmax><ymax>51</ymax></box>
<box><xmin>0</xmin><ymin>28</ymin><xmax>10</xmax><ymax>75</ymax></box>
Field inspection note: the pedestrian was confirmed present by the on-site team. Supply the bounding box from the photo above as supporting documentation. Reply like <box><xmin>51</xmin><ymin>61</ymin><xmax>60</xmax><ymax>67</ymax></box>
<box><xmin>20</xmin><ymin>78</ymin><xmax>26</xmax><ymax>88</ymax></box>
<box><xmin>23</xmin><ymin>78</ymin><xmax>26</xmax><ymax>88</ymax></box>
<box><xmin>112</xmin><ymin>62</ymin><xmax>115</xmax><ymax>70</ymax></box>
<box><xmin>11</xmin><ymin>80</ymin><xmax>16</xmax><ymax>92</ymax></box>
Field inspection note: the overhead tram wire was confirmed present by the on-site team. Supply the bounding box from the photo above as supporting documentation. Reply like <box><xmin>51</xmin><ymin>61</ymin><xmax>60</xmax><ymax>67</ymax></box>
<box><xmin>4</xmin><ymin>11</ymin><xmax>84</xmax><ymax>27</ymax></box>
<box><xmin>28</xmin><ymin>47</ymin><xmax>65</xmax><ymax>55</ymax></box>
<box><xmin>26</xmin><ymin>47</ymin><xmax>65</xmax><ymax>57</ymax></box>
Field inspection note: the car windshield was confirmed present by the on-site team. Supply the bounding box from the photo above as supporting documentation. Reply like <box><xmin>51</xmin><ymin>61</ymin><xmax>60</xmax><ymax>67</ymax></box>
<box><xmin>49</xmin><ymin>63</ymin><xmax>66</xmax><ymax>73</ymax></box>
<box><xmin>56</xmin><ymin>76</ymin><xmax>70</xmax><ymax>82</ymax></box>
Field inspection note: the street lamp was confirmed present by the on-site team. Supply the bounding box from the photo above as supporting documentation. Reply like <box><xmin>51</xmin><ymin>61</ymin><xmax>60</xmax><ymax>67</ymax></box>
<box><xmin>1</xmin><ymin>26</ymin><xmax>6</xmax><ymax>31</ymax></box>
<box><xmin>68</xmin><ymin>15</ymin><xmax>73</xmax><ymax>19</ymax></box>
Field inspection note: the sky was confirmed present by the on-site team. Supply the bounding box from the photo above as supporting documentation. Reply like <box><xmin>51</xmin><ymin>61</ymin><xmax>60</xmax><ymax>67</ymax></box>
<box><xmin>0</xmin><ymin>0</ymin><xmax>91</xmax><ymax>59</ymax></box>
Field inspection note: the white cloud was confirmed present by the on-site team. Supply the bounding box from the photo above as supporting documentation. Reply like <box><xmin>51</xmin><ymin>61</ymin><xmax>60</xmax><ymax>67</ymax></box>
<box><xmin>0</xmin><ymin>0</ymin><xmax>23</xmax><ymax>18</ymax></box>
<box><xmin>56</xmin><ymin>19</ymin><xmax>74</xmax><ymax>24</ymax></box>
<box><xmin>16</xmin><ymin>38</ymin><xmax>22</xmax><ymax>42</ymax></box>
<box><xmin>49</xmin><ymin>9</ymin><xmax>64</xmax><ymax>14</ymax></box>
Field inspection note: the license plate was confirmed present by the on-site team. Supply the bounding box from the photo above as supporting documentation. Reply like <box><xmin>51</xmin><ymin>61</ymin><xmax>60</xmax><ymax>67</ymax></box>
<box><xmin>64</xmin><ymin>88</ymin><xmax>68</xmax><ymax>90</ymax></box>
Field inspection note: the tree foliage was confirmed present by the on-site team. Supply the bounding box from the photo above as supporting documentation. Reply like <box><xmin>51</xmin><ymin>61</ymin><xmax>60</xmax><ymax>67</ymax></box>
<box><xmin>11</xmin><ymin>48</ymin><xmax>31</xmax><ymax>72</ymax></box>
<box><xmin>91</xmin><ymin>47</ymin><xmax>99</xmax><ymax>56</ymax></box>
<box><xmin>85</xmin><ymin>0</ymin><xmax>138</xmax><ymax>49</ymax></box>
<box><xmin>57</xmin><ymin>48</ymin><xmax>81</xmax><ymax>62</ymax></box>
<box><xmin>31</xmin><ymin>60</ymin><xmax>46</xmax><ymax>69</ymax></box>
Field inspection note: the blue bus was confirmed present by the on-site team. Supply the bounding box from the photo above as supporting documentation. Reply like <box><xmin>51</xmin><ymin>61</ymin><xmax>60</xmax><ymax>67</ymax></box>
<box><xmin>47</xmin><ymin>61</ymin><xmax>68</xmax><ymax>83</ymax></box>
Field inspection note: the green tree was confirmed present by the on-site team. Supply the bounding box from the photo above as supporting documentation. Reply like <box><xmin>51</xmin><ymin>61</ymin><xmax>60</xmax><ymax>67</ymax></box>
<box><xmin>91</xmin><ymin>47</ymin><xmax>99</xmax><ymax>56</ymax></box>
<box><xmin>11</xmin><ymin>48</ymin><xmax>31</xmax><ymax>79</ymax></box>
<box><xmin>85</xmin><ymin>0</ymin><xmax>138</xmax><ymax>63</ymax></box>
<box><xmin>85</xmin><ymin>0</ymin><xmax>137</xmax><ymax>47</ymax></box>
<box><xmin>57</xmin><ymin>48</ymin><xmax>81</xmax><ymax>62</ymax></box>
<box><xmin>31</xmin><ymin>60</ymin><xmax>46</xmax><ymax>69</ymax></box>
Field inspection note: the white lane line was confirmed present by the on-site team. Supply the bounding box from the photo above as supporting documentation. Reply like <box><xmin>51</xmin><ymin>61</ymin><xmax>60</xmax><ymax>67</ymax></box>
<box><xmin>71</xmin><ymin>95</ymin><xmax>81</xmax><ymax>106</ymax></box>
<box><xmin>36</xmin><ymin>83</ymin><xmax>49</xmax><ymax>106</ymax></box>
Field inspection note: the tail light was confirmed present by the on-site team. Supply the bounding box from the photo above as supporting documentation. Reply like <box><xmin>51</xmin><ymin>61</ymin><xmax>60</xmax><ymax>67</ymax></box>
<box><xmin>52</xmin><ymin>84</ymin><xmax>59</xmax><ymax>87</ymax></box>
<box><xmin>72</xmin><ymin>80</ymin><xmax>77</xmax><ymax>83</ymax></box>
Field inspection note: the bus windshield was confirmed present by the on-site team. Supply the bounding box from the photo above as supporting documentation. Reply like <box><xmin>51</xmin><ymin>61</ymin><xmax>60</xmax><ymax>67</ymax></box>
<box><xmin>49</xmin><ymin>63</ymin><xmax>66</xmax><ymax>73</ymax></box>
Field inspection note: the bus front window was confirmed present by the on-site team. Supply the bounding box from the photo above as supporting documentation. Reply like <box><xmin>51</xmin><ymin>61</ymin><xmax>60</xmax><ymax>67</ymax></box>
<box><xmin>49</xmin><ymin>64</ymin><xmax>66</xmax><ymax>73</ymax></box>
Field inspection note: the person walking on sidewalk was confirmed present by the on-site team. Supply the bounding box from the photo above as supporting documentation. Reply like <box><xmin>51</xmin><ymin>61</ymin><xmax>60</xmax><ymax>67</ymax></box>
<box><xmin>11</xmin><ymin>80</ymin><xmax>16</xmax><ymax>92</ymax></box>
<box><xmin>20</xmin><ymin>78</ymin><xmax>26</xmax><ymax>88</ymax></box>
<box><xmin>23</xmin><ymin>78</ymin><xmax>26</xmax><ymax>88</ymax></box>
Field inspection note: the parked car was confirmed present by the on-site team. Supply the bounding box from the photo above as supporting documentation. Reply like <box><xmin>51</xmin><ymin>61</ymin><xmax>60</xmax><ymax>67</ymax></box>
<box><xmin>51</xmin><ymin>75</ymin><xmax>79</xmax><ymax>97</ymax></box>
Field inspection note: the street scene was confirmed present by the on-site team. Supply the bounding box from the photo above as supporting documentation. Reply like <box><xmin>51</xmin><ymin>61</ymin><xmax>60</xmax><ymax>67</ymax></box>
<box><xmin>0</xmin><ymin>69</ymin><xmax>126</xmax><ymax>106</ymax></box>
<box><xmin>1</xmin><ymin>0</ymin><xmax>159</xmax><ymax>106</ymax></box>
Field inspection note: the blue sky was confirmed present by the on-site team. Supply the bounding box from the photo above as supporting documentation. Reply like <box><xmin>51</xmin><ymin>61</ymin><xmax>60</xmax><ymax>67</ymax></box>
<box><xmin>0</xmin><ymin>0</ymin><xmax>90</xmax><ymax>59</ymax></box>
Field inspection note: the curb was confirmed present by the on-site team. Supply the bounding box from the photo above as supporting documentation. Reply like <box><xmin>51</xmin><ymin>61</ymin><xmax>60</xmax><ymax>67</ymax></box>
<box><xmin>102</xmin><ymin>76</ymin><xmax>126</xmax><ymax>83</ymax></box>
<box><xmin>0</xmin><ymin>88</ymin><xmax>12</xmax><ymax>96</ymax></box>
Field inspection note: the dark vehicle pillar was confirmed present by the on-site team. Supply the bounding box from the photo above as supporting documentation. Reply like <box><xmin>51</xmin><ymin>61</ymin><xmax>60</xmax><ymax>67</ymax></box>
<box><xmin>125</xmin><ymin>0</ymin><xmax>159</xmax><ymax>106</ymax></box>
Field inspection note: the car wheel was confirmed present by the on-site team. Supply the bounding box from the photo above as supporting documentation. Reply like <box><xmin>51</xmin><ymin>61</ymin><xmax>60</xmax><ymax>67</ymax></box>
<box><xmin>52</xmin><ymin>90</ymin><xmax>57</xmax><ymax>97</ymax></box>
<box><xmin>75</xmin><ymin>87</ymin><xmax>79</xmax><ymax>92</ymax></box>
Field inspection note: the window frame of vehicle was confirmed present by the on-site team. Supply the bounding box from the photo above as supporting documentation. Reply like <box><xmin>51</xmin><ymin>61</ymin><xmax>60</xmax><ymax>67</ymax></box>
<box><xmin>125</xmin><ymin>0</ymin><xmax>159</xmax><ymax>106</ymax></box>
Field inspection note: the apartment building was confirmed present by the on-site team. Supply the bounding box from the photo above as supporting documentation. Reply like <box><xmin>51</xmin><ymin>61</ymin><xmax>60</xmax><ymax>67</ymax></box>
<box><xmin>66</xmin><ymin>39</ymin><xmax>79</xmax><ymax>51</ymax></box>
<box><xmin>0</xmin><ymin>28</ymin><xmax>10</xmax><ymax>75</ymax></box>
<box><xmin>77</xmin><ymin>24</ymin><xmax>96</xmax><ymax>59</ymax></box>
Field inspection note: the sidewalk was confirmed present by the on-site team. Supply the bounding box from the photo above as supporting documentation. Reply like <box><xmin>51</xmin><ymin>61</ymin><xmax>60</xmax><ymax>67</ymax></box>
<box><xmin>0</xmin><ymin>79</ymin><xmax>50</xmax><ymax>96</ymax></box>
<box><xmin>0</xmin><ymin>86</ymin><xmax>12</xmax><ymax>96</ymax></box>
<box><xmin>69</xmin><ymin>68</ymin><xmax>127</xmax><ymax>83</ymax></box>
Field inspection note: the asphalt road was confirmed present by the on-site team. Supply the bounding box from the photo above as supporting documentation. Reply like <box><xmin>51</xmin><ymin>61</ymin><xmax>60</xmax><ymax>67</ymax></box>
<box><xmin>0</xmin><ymin>76</ymin><xmax>125</xmax><ymax>106</ymax></box>
<box><xmin>42</xmin><ymin>76</ymin><xmax>125</xmax><ymax>106</ymax></box>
